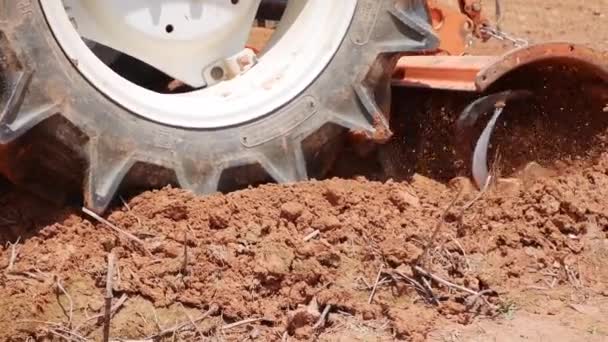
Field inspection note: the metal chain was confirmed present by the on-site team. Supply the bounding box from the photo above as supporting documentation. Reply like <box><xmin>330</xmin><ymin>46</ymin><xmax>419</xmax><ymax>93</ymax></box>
<box><xmin>477</xmin><ymin>0</ymin><xmax>528</xmax><ymax>47</ymax></box>
<box><xmin>494</xmin><ymin>0</ymin><xmax>503</xmax><ymax>31</ymax></box>
<box><xmin>479</xmin><ymin>25</ymin><xmax>529</xmax><ymax>47</ymax></box>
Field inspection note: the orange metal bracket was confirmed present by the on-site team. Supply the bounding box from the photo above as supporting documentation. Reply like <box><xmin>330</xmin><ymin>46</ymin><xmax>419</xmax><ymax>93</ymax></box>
<box><xmin>426</xmin><ymin>0</ymin><xmax>474</xmax><ymax>56</ymax></box>
<box><xmin>393</xmin><ymin>55</ymin><xmax>495</xmax><ymax>91</ymax></box>
<box><xmin>457</xmin><ymin>0</ymin><xmax>490</xmax><ymax>39</ymax></box>
<box><xmin>393</xmin><ymin>42</ymin><xmax>608</xmax><ymax>92</ymax></box>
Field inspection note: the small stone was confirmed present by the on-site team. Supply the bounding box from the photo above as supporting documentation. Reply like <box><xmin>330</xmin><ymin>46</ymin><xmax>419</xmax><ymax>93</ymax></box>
<box><xmin>280</xmin><ymin>202</ymin><xmax>305</xmax><ymax>221</ymax></box>
<box><xmin>161</xmin><ymin>243</ymin><xmax>181</xmax><ymax>258</ymax></box>
<box><xmin>100</xmin><ymin>237</ymin><xmax>116</xmax><ymax>252</ymax></box>
<box><xmin>311</xmin><ymin>215</ymin><xmax>341</xmax><ymax>232</ymax></box>
<box><xmin>323</xmin><ymin>184</ymin><xmax>342</xmax><ymax>205</ymax></box>
<box><xmin>209</xmin><ymin>207</ymin><xmax>231</xmax><ymax>229</ymax></box>
<box><xmin>88</xmin><ymin>299</ymin><xmax>104</xmax><ymax>312</ymax></box>
<box><xmin>362</xmin><ymin>310</ymin><xmax>376</xmax><ymax>320</ymax></box>
<box><xmin>540</xmin><ymin>194</ymin><xmax>561</xmax><ymax>215</ymax></box>
<box><xmin>244</xmin><ymin>222</ymin><xmax>263</xmax><ymax>242</ymax></box>
<box><xmin>249</xmin><ymin>329</ymin><xmax>261</xmax><ymax>339</ymax></box>
<box><xmin>257</xmin><ymin>244</ymin><xmax>294</xmax><ymax>275</ymax></box>
<box><xmin>316</xmin><ymin>252</ymin><xmax>341</xmax><ymax>268</ymax></box>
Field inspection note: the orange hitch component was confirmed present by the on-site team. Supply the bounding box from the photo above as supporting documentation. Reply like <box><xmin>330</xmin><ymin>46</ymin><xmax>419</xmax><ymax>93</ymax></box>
<box><xmin>426</xmin><ymin>0</ymin><xmax>474</xmax><ymax>56</ymax></box>
<box><xmin>457</xmin><ymin>0</ymin><xmax>490</xmax><ymax>40</ymax></box>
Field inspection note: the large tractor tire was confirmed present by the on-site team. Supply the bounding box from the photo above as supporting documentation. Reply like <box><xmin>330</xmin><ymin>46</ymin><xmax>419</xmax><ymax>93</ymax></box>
<box><xmin>0</xmin><ymin>1</ymin><xmax>438</xmax><ymax>213</ymax></box>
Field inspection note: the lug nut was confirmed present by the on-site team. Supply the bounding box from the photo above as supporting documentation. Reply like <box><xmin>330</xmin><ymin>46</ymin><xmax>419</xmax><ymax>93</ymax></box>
<box><xmin>210</xmin><ymin>66</ymin><xmax>225</xmax><ymax>80</ymax></box>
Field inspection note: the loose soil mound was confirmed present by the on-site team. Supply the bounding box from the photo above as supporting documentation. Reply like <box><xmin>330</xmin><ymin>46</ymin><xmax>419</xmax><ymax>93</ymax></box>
<box><xmin>1</xmin><ymin>152</ymin><xmax>607</xmax><ymax>340</ymax></box>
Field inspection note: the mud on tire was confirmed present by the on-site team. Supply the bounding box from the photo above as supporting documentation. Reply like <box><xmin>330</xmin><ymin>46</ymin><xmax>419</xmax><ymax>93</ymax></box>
<box><xmin>0</xmin><ymin>0</ymin><xmax>438</xmax><ymax>213</ymax></box>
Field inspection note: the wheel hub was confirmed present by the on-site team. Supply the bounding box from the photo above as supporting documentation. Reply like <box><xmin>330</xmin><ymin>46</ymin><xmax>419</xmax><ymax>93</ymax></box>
<box><xmin>41</xmin><ymin>0</ymin><xmax>358</xmax><ymax>128</ymax></box>
<box><xmin>63</xmin><ymin>0</ymin><xmax>261</xmax><ymax>87</ymax></box>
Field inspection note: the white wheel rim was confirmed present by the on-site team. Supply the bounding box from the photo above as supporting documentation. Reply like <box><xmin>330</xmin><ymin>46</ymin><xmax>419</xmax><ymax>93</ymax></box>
<box><xmin>40</xmin><ymin>0</ymin><xmax>357</xmax><ymax>128</ymax></box>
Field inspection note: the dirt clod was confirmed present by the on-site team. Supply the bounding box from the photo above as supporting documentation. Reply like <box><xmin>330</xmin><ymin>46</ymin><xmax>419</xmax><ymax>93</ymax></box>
<box><xmin>2</xmin><ymin>151</ymin><xmax>608</xmax><ymax>340</ymax></box>
<box><xmin>280</xmin><ymin>201</ymin><xmax>305</xmax><ymax>221</ymax></box>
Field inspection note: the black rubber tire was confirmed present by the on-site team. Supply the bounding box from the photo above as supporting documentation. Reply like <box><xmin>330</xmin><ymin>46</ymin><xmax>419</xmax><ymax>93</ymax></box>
<box><xmin>0</xmin><ymin>0</ymin><xmax>438</xmax><ymax>213</ymax></box>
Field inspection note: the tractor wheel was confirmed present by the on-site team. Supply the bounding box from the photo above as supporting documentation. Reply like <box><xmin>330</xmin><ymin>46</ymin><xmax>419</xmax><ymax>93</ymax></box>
<box><xmin>0</xmin><ymin>1</ymin><xmax>438</xmax><ymax>213</ymax></box>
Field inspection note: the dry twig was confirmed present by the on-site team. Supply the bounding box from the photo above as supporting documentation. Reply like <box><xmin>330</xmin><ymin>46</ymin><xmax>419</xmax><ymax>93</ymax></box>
<box><xmin>368</xmin><ymin>265</ymin><xmax>384</xmax><ymax>304</ymax></box>
<box><xmin>20</xmin><ymin>320</ymin><xmax>87</xmax><ymax>342</ymax></box>
<box><xmin>460</xmin><ymin>174</ymin><xmax>492</xmax><ymax>213</ymax></box>
<box><xmin>145</xmin><ymin>304</ymin><xmax>218</xmax><ymax>339</ymax></box>
<box><xmin>388</xmin><ymin>270</ymin><xmax>427</xmax><ymax>294</ymax></box>
<box><xmin>48</xmin><ymin>327</ymin><xmax>88</xmax><ymax>342</ymax></box>
<box><xmin>303</xmin><ymin>230</ymin><xmax>320</xmax><ymax>242</ymax></box>
<box><xmin>421</xmin><ymin>277</ymin><xmax>440</xmax><ymax>305</ymax></box>
<box><xmin>413</xmin><ymin>266</ymin><xmax>478</xmax><ymax>296</ymax></box>
<box><xmin>76</xmin><ymin>294</ymin><xmax>128</xmax><ymax>331</ymax></box>
<box><xmin>222</xmin><ymin>317</ymin><xmax>270</xmax><ymax>331</ymax></box>
<box><xmin>6</xmin><ymin>237</ymin><xmax>20</xmax><ymax>272</ymax></box>
<box><xmin>465</xmin><ymin>289</ymin><xmax>496</xmax><ymax>311</ymax></box>
<box><xmin>564</xmin><ymin>264</ymin><xmax>582</xmax><ymax>289</ymax></box>
<box><xmin>54</xmin><ymin>278</ymin><xmax>74</xmax><ymax>328</ymax></box>
<box><xmin>182</xmin><ymin>229</ymin><xmax>189</xmax><ymax>276</ymax></box>
<box><xmin>356</xmin><ymin>275</ymin><xmax>373</xmax><ymax>290</ymax></box>
<box><xmin>177</xmin><ymin>303</ymin><xmax>204</xmax><ymax>339</ymax></box>
<box><xmin>82</xmin><ymin>207</ymin><xmax>151</xmax><ymax>256</ymax></box>
<box><xmin>6</xmin><ymin>270</ymin><xmax>47</xmax><ymax>281</ymax></box>
<box><xmin>419</xmin><ymin>189</ymin><xmax>463</xmax><ymax>266</ymax></box>
<box><xmin>447</xmin><ymin>236</ymin><xmax>471</xmax><ymax>272</ymax></box>
<box><xmin>152</xmin><ymin>307</ymin><xmax>163</xmax><ymax>332</ymax></box>
<box><xmin>312</xmin><ymin>304</ymin><xmax>332</xmax><ymax>331</ymax></box>
<box><xmin>103</xmin><ymin>253</ymin><xmax>115</xmax><ymax>342</ymax></box>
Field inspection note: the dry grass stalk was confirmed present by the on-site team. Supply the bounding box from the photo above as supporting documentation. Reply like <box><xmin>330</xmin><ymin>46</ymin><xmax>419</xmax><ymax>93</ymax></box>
<box><xmin>177</xmin><ymin>303</ymin><xmax>204</xmax><ymax>339</ymax></box>
<box><xmin>6</xmin><ymin>236</ymin><xmax>21</xmax><ymax>273</ymax></box>
<box><xmin>368</xmin><ymin>265</ymin><xmax>384</xmax><ymax>304</ymax></box>
<box><xmin>76</xmin><ymin>294</ymin><xmax>128</xmax><ymax>331</ymax></box>
<box><xmin>312</xmin><ymin>304</ymin><xmax>332</xmax><ymax>331</ymax></box>
<box><xmin>413</xmin><ymin>266</ymin><xmax>478</xmax><ymax>296</ymax></box>
<box><xmin>303</xmin><ymin>230</ymin><xmax>320</xmax><ymax>242</ymax></box>
<box><xmin>145</xmin><ymin>304</ymin><xmax>219</xmax><ymax>340</ymax></box>
<box><xmin>82</xmin><ymin>207</ymin><xmax>152</xmax><ymax>256</ymax></box>
<box><xmin>222</xmin><ymin>317</ymin><xmax>270</xmax><ymax>331</ymax></box>
<box><xmin>54</xmin><ymin>278</ymin><xmax>74</xmax><ymax>328</ymax></box>
<box><xmin>48</xmin><ymin>327</ymin><xmax>87</xmax><ymax>342</ymax></box>
<box><xmin>419</xmin><ymin>188</ymin><xmax>464</xmax><ymax>267</ymax></box>
<box><xmin>103</xmin><ymin>253</ymin><xmax>115</xmax><ymax>342</ymax></box>
<box><xmin>182</xmin><ymin>229</ymin><xmax>189</xmax><ymax>276</ymax></box>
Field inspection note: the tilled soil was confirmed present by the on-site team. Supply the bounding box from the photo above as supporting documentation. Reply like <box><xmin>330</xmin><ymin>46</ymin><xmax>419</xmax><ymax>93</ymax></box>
<box><xmin>1</xmin><ymin>1</ymin><xmax>608</xmax><ymax>341</ymax></box>
<box><xmin>1</xmin><ymin>154</ymin><xmax>608</xmax><ymax>340</ymax></box>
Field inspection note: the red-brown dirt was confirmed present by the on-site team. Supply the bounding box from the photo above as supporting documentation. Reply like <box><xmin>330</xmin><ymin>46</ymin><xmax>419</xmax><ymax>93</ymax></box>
<box><xmin>1</xmin><ymin>1</ymin><xmax>607</xmax><ymax>341</ymax></box>
<box><xmin>1</xmin><ymin>156</ymin><xmax>608</xmax><ymax>341</ymax></box>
